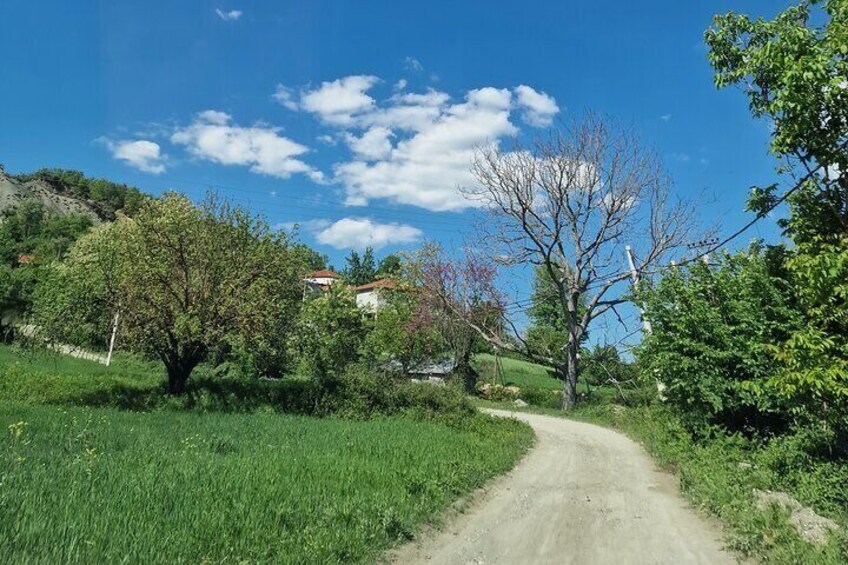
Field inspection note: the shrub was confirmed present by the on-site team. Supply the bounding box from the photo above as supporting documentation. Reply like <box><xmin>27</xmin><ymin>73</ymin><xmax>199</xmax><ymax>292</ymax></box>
<box><xmin>294</xmin><ymin>285</ymin><xmax>364</xmax><ymax>381</ymax></box>
<box><xmin>638</xmin><ymin>244</ymin><xmax>802</xmax><ymax>435</ymax></box>
<box><xmin>476</xmin><ymin>382</ymin><xmax>520</xmax><ymax>401</ymax></box>
<box><xmin>521</xmin><ymin>386</ymin><xmax>562</xmax><ymax>409</ymax></box>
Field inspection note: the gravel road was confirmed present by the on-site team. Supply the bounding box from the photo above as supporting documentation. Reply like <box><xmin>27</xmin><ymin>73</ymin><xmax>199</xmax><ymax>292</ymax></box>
<box><xmin>392</xmin><ymin>409</ymin><xmax>735</xmax><ymax>565</ymax></box>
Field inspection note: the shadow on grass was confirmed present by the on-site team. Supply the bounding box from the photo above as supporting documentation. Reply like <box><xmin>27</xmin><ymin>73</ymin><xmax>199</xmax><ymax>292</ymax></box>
<box><xmin>68</xmin><ymin>377</ymin><xmax>325</xmax><ymax>415</ymax></box>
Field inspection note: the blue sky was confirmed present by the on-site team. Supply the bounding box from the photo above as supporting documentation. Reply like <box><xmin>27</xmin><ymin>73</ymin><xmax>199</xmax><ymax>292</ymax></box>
<box><xmin>1</xmin><ymin>0</ymin><xmax>793</xmax><ymax>328</ymax></box>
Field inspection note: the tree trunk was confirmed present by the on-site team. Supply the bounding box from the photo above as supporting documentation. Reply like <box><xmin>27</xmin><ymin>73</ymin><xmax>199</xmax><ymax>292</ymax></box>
<box><xmin>165</xmin><ymin>355</ymin><xmax>199</xmax><ymax>395</ymax></box>
<box><xmin>456</xmin><ymin>348</ymin><xmax>478</xmax><ymax>394</ymax></box>
<box><xmin>560</xmin><ymin>324</ymin><xmax>581</xmax><ymax>410</ymax></box>
<box><xmin>562</xmin><ymin>355</ymin><xmax>578</xmax><ymax>410</ymax></box>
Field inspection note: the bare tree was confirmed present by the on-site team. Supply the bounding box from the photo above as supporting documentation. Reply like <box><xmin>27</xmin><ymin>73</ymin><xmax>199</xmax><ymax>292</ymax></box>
<box><xmin>452</xmin><ymin>114</ymin><xmax>697</xmax><ymax>409</ymax></box>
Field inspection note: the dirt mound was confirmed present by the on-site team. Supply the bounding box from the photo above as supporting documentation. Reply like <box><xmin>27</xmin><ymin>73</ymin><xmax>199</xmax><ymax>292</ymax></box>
<box><xmin>0</xmin><ymin>165</ymin><xmax>103</xmax><ymax>223</ymax></box>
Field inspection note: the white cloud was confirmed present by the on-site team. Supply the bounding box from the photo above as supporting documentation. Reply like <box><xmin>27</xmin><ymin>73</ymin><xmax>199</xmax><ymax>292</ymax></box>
<box><xmin>660</xmin><ymin>114</ymin><xmax>672</xmax><ymax>122</ymax></box>
<box><xmin>403</xmin><ymin>57</ymin><xmax>424</xmax><ymax>72</ymax></box>
<box><xmin>215</xmin><ymin>8</ymin><xmax>242</xmax><ymax>21</ymax></box>
<box><xmin>171</xmin><ymin>110</ymin><xmax>323</xmax><ymax>181</ymax></box>
<box><xmin>102</xmin><ymin>139</ymin><xmax>166</xmax><ymax>174</ymax></box>
<box><xmin>514</xmin><ymin>85</ymin><xmax>559</xmax><ymax>127</ymax></box>
<box><xmin>314</xmin><ymin>218</ymin><xmax>422</xmax><ymax>250</ymax></box>
<box><xmin>274</xmin><ymin>78</ymin><xmax>560</xmax><ymax>211</ymax></box>
<box><xmin>345</xmin><ymin>127</ymin><xmax>393</xmax><ymax>160</ymax></box>
<box><xmin>298</xmin><ymin>75</ymin><xmax>379</xmax><ymax>125</ymax></box>
<box><xmin>272</xmin><ymin>85</ymin><xmax>299</xmax><ymax>111</ymax></box>
<box><xmin>394</xmin><ymin>78</ymin><xmax>408</xmax><ymax>91</ymax></box>
<box><xmin>672</xmin><ymin>153</ymin><xmax>691</xmax><ymax>163</ymax></box>
<box><xmin>334</xmin><ymin>86</ymin><xmax>517</xmax><ymax>211</ymax></box>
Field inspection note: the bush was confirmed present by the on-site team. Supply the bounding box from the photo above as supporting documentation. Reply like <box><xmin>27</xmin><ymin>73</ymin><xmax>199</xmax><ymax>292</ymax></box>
<box><xmin>638</xmin><ymin>244</ymin><xmax>802</xmax><ymax>435</ymax></box>
<box><xmin>476</xmin><ymin>382</ymin><xmax>520</xmax><ymax>401</ymax></box>
<box><xmin>519</xmin><ymin>386</ymin><xmax>562</xmax><ymax>409</ymax></box>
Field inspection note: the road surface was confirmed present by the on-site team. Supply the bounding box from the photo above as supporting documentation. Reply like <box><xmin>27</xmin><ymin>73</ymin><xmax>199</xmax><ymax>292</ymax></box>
<box><xmin>392</xmin><ymin>409</ymin><xmax>735</xmax><ymax>565</ymax></box>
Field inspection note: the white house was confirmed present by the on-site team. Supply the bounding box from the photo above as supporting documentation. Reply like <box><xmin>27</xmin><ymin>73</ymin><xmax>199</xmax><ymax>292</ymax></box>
<box><xmin>352</xmin><ymin>278</ymin><xmax>398</xmax><ymax>312</ymax></box>
<box><xmin>302</xmin><ymin>270</ymin><xmax>341</xmax><ymax>292</ymax></box>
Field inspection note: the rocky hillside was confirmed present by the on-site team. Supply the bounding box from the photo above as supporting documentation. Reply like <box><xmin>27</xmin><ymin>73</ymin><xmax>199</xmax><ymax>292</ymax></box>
<box><xmin>0</xmin><ymin>164</ymin><xmax>103</xmax><ymax>223</ymax></box>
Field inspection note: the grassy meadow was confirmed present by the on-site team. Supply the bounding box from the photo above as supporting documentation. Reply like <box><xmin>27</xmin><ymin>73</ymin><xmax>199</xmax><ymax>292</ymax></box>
<box><xmin>474</xmin><ymin>353</ymin><xmax>561</xmax><ymax>390</ymax></box>
<box><xmin>0</xmin><ymin>345</ymin><xmax>534</xmax><ymax>563</ymax></box>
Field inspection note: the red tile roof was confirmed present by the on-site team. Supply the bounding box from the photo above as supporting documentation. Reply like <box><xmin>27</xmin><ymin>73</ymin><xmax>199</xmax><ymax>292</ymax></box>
<box><xmin>306</xmin><ymin>270</ymin><xmax>341</xmax><ymax>279</ymax></box>
<box><xmin>352</xmin><ymin>278</ymin><xmax>398</xmax><ymax>292</ymax></box>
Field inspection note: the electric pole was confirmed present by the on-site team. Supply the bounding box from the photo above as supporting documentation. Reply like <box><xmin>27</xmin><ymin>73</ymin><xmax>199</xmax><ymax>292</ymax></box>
<box><xmin>106</xmin><ymin>311</ymin><xmax>119</xmax><ymax>367</ymax></box>
<box><xmin>625</xmin><ymin>245</ymin><xmax>652</xmax><ymax>334</ymax></box>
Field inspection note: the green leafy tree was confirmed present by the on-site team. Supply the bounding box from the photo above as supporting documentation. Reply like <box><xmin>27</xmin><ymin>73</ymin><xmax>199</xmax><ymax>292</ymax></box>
<box><xmin>361</xmin><ymin>288</ymin><xmax>443</xmax><ymax>374</ymax></box>
<box><xmin>292</xmin><ymin>243</ymin><xmax>328</xmax><ymax>272</ymax></box>
<box><xmin>0</xmin><ymin>199</ymin><xmax>93</xmax><ymax>335</ymax></box>
<box><xmin>638</xmin><ymin>244</ymin><xmax>802</xmax><ymax>433</ymax></box>
<box><xmin>708</xmin><ymin>1</ymin><xmax>848</xmax><ymax>442</ymax></box>
<box><xmin>344</xmin><ymin>247</ymin><xmax>376</xmax><ymax>286</ymax></box>
<box><xmin>580</xmin><ymin>344</ymin><xmax>635</xmax><ymax>389</ymax></box>
<box><xmin>294</xmin><ymin>284</ymin><xmax>365</xmax><ymax>380</ymax></box>
<box><xmin>375</xmin><ymin>253</ymin><xmax>402</xmax><ymax>278</ymax></box>
<box><xmin>34</xmin><ymin>193</ymin><xmax>304</xmax><ymax>393</ymax></box>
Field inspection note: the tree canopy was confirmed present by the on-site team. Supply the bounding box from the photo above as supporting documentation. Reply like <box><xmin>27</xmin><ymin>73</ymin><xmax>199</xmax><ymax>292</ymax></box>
<box><xmin>34</xmin><ymin>193</ymin><xmax>305</xmax><ymax>393</ymax></box>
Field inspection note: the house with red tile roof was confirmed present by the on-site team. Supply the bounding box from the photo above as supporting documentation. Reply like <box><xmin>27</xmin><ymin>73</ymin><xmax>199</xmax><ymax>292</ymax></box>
<box><xmin>352</xmin><ymin>278</ymin><xmax>398</xmax><ymax>312</ymax></box>
<box><xmin>302</xmin><ymin>270</ymin><xmax>342</xmax><ymax>293</ymax></box>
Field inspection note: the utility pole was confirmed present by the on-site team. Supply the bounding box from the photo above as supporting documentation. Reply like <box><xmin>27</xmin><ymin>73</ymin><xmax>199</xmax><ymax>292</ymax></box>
<box><xmin>625</xmin><ymin>245</ymin><xmax>652</xmax><ymax>334</ymax></box>
<box><xmin>105</xmin><ymin>311</ymin><xmax>119</xmax><ymax>367</ymax></box>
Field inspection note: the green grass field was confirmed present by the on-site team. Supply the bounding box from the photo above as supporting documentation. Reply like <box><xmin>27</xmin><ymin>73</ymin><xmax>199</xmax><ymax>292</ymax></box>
<box><xmin>0</xmin><ymin>346</ymin><xmax>534</xmax><ymax>563</ymax></box>
<box><xmin>474</xmin><ymin>354</ymin><xmax>561</xmax><ymax>389</ymax></box>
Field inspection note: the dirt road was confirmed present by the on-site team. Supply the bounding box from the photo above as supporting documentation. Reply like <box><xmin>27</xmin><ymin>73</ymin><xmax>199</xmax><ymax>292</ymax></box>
<box><xmin>392</xmin><ymin>409</ymin><xmax>735</xmax><ymax>565</ymax></box>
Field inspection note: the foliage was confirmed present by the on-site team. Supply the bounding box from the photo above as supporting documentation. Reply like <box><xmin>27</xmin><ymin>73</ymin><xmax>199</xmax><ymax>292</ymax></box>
<box><xmin>343</xmin><ymin>246</ymin><xmax>376</xmax><ymax>286</ymax></box>
<box><xmin>708</xmin><ymin>1</ymin><xmax>848</xmax><ymax>447</ymax></box>
<box><xmin>766</xmin><ymin>239</ymin><xmax>848</xmax><ymax>448</ymax></box>
<box><xmin>0</xmin><ymin>344</ymin><xmax>478</xmax><ymax>421</ymax></box>
<box><xmin>638</xmin><ymin>244</ymin><xmax>802</xmax><ymax>434</ymax></box>
<box><xmin>579</xmin><ymin>344</ymin><xmax>636</xmax><ymax>388</ymax></box>
<box><xmin>407</xmin><ymin>244</ymin><xmax>504</xmax><ymax>393</ymax></box>
<box><xmin>0</xmin><ymin>401</ymin><xmax>532</xmax><ymax>564</ymax></box>
<box><xmin>376</xmin><ymin>253</ymin><xmax>403</xmax><ymax>278</ymax></box>
<box><xmin>0</xmin><ymin>200</ymin><xmax>93</xmax><ymax>334</ymax></box>
<box><xmin>294</xmin><ymin>285</ymin><xmax>365</xmax><ymax>381</ymax></box>
<box><xmin>292</xmin><ymin>242</ymin><xmax>329</xmax><ymax>272</ymax></box>
<box><xmin>707</xmin><ymin>1</ymin><xmax>848</xmax><ymax>186</ymax></box>
<box><xmin>361</xmin><ymin>289</ymin><xmax>442</xmax><ymax>374</ymax></box>
<box><xmin>12</xmin><ymin>168</ymin><xmax>147</xmax><ymax>218</ymax></box>
<box><xmin>33</xmin><ymin>193</ymin><xmax>305</xmax><ymax>393</ymax></box>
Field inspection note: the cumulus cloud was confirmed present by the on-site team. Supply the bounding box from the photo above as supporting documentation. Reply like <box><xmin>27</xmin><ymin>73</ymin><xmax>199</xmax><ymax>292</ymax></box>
<box><xmin>345</xmin><ymin>127</ymin><xmax>393</xmax><ymax>160</ymax></box>
<box><xmin>298</xmin><ymin>75</ymin><xmax>379</xmax><ymax>125</ymax></box>
<box><xmin>215</xmin><ymin>8</ymin><xmax>242</xmax><ymax>21</ymax></box>
<box><xmin>334</xmin><ymin>86</ymin><xmax>516</xmax><ymax>211</ymax></box>
<box><xmin>276</xmin><ymin>77</ymin><xmax>560</xmax><ymax>211</ymax></box>
<box><xmin>514</xmin><ymin>85</ymin><xmax>559</xmax><ymax>127</ymax></box>
<box><xmin>171</xmin><ymin>110</ymin><xmax>322</xmax><ymax>181</ymax></box>
<box><xmin>102</xmin><ymin>139</ymin><xmax>166</xmax><ymax>174</ymax></box>
<box><xmin>314</xmin><ymin>217</ymin><xmax>422</xmax><ymax>250</ymax></box>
